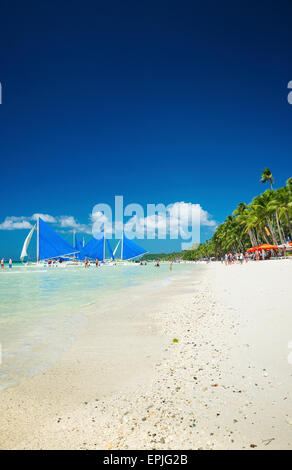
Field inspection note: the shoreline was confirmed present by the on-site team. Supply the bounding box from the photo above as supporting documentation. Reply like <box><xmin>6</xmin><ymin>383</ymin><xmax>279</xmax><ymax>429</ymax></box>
<box><xmin>0</xmin><ymin>261</ymin><xmax>291</xmax><ymax>449</ymax></box>
<box><xmin>0</xmin><ymin>264</ymin><xmax>194</xmax><ymax>393</ymax></box>
<box><xmin>0</xmin><ymin>266</ymin><xmax>201</xmax><ymax>449</ymax></box>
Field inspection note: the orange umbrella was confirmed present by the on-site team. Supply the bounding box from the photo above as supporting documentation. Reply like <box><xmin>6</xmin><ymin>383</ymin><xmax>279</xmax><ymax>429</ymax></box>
<box><xmin>247</xmin><ymin>246</ymin><xmax>258</xmax><ymax>252</ymax></box>
<box><xmin>257</xmin><ymin>244</ymin><xmax>278</xmax><ymax>251</ymax></box>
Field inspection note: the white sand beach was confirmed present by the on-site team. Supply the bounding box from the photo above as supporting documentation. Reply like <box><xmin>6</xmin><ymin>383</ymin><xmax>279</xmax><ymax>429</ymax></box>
<box><xmin>0</xmin><ymin>260</ymin><xmax>291</xmax><ymax>450</ymax></box>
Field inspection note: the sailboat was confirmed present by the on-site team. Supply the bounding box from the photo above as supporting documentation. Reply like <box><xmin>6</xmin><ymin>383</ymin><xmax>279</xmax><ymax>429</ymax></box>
<box><xmin>79</xmin><ymin>232</ymin><xmax>105</xmax><ymax>261</ymax></box>
<box><xmin>73</xmin><ymin>233</ymin><xmax>85</xmax><ymax>261</ymax></box>
<box><xmin>20</xmin><ymin>218</ymin><xmax>148</xmax><ymax>267</ymax></box>
<box><xmin>20</xmin><ymin>217</ymin><xmax>79</xmax><ymax>265</ymax></box>
<box><xmin>77</xmin><ymin>232</ymin><xmax>115</xmax><ymax>265</ymax></box>
<box><xmin>104</xmin><ymin>232</ymin><xmax>147</xmax><ymax>265</ymax></box>
<box><xmin>20</xmin><ymin>224</ymin><xmax>36</xmax><ymax>262</ymax></box>
<box><xmin>120</xmin><ymin>232</ymin><xmax>147</xmax><ymax>262</ymax></box>
<box><xmin>77</xmin><ymin>231</ymin><xmax>147</xmax><ymax>265</ymax></box>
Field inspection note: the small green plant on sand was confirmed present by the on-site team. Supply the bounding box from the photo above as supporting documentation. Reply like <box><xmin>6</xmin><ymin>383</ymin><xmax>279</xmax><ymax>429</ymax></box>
<box><xmin>172</xmin><ymin>338</ymin><xmax>179</xmax><ymax>343</ymax></box>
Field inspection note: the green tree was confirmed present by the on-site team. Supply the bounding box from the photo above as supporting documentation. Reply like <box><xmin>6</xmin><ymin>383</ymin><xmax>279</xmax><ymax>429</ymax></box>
<box><xmin>268</xmin><ymin>186</ymin><xmax>292</xmax><ymax>240</ymax></box>
<box><xmin>250</xmin><ymin>191</ymin><xmax>279</xmax><ymax>245</ymax></box>
<box><xmin>260</xmin><ymin>168</ymin><xmax>274</xmax><ymax>189</ymax></box>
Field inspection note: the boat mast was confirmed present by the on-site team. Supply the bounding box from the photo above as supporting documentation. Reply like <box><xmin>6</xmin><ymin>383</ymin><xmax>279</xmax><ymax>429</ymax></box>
<box><xmin>37</xmin><ymin>216</ymin><xmax>39</xmax><ymax>262</ymax></box>
<box><xmin>103</xmin><ymin>233</ymin><xmax>106</xmax><ymax>261</ymax></box>
<box><xmin>73</xmin><ymin>230</ymin><xmax>76</xmax><ymax>261</ymax></box>
<box><xmin>113</xmin><ymin>240</ymin><xmax>120</xmax><ymax>257</ymax></box>
<box><xmin>121</xmin><ymin>232</ymin><xmax>124</xmax><ymax>260</ymax></box>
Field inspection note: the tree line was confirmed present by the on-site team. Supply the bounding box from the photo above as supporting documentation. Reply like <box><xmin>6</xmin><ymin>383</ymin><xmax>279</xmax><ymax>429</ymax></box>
<box><xmin>185</xmin><ymin>169</ymin><xmax>292</xmax><ymax>260</ymax></box>
<box><xmin>142</xmin><ymin>169</ymin><xmax>292</xmax><ymax>261</ymax></box>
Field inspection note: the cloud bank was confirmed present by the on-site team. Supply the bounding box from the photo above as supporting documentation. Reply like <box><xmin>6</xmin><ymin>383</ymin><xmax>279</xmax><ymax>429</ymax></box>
<box><xmin>0</xmin><ymin>214</ymin><xmax>92</xmax><ymax>233</ymax></box>
<box><xmin>0</xmin><ymin>203</ymin><xmax>217</xmax><ymax>240</ymax></box>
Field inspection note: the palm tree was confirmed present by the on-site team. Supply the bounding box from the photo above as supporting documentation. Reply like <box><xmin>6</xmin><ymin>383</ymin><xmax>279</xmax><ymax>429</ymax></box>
<box><xmin>248</xmin><ymin>192</ymin><xmax>279</xmax><ymax>245</ymax></box>
<box><xmin>233</xmin><ymin>202</ymin><xmax>257</xmax><ymax>246</ymax></box>
<box><xmin>189</xmin><ymin>173</ymin><xmax>292</xmax><ymax>260</ymax></box>
<box><xmin>260</xmin><ymin>169</ymin><xmax>285</xmax><ymax>242</ymax></box>
<box><xmin>269</xmin><ymin>186</ymin><xmax>292</xmax><ymax>240</ymax></box>
<box><xmin>260</xmin><ymin>168</ymin><xmax>274</xmax><ymax>189</ymax></box>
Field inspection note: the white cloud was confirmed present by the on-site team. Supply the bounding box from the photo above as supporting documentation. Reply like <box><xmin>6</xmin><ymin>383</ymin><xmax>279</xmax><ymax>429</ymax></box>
<box><xmin>200</xmin><ymin>209</ymin><xmax>217</xmax><ymax>227</ymax></box>
<box><xmin>32</xmin><ymin>213</ymin><xmax>57</xmax><ymax>223</ymax></box>
<box><xmin>0</xmin><ymin>213</ymin><xmax>92</xmax><ymax>234</ymax></box>
<box><xmin>91</xmin><ymin>211</ymin><xmax>108</xmax><ymax>224</ymax></box>
<box><xmin>92</xmin><ymin>211</ymin><xmax>115</xmax><ymax>235</ymax></box>
<box><xmin>0</xmin><ymin>216</ymin><xmax>33</xmax><ymax>231</ymax></box>
<box><xmin>93</xmin><ymin>201</ymin><xmax>217</xmax><ymax>239</ymax></box>
<box><xmin>124</xmin><ymin>202</ymin><xmax>216</xmax><ymax>238</ymax></box>
<box><xmin>59</xmin><ymin>215</ymin><xmax>79</xmax><ymax>228</ymax></box>
<box><xmin>58</xmin><ymin>215</ymin><xmax>92</xmax><ymax>234</ymax></box>
<box><xmin>0</xmin><ymin>203</ymin><xmax>216</xmax><ymax>239</ymax></box>
<box><xmin>168</xmin><ymin>202</ymin><xmax>216</xmax><ymax>227</ymax></box>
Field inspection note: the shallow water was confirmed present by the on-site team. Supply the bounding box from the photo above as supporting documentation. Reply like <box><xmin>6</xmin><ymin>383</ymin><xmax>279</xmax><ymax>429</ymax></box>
<box><xmin>0</xmin><ymin>262</ymin><xmax>199</xmax><ymax>390</ymax></box>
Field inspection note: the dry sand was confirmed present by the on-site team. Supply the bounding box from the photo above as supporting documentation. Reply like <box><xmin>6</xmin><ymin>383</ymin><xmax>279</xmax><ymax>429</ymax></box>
<box><xmin>0</xmin><ymin>260</ymin><xmax>291</xmax><ymax>449</ymax></box>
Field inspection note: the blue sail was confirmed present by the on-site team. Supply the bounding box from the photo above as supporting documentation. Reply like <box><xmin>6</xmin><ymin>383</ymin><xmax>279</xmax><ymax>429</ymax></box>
<box><xmin>106</xmin><ymin>239</ymin><xmax>115</xmax><ymax>259</ymax></box>
<box><xmin>39</xmin><ymin>217</ymin><xmax>78</xmax><ymax>261</ymax></box>
<box><xmin>75</xmin><ymin>236</ymin><xmax>84</xmax><ymax>251</ymax></box>
<box><xmin>79</xmin><ymin>232</ymin><xmax>104</xmax><ymax>260</ymax></box>
<box><xmin>74</xmin><ymin>235</ymin><xmax>84</xmax><ymax>260</ymax></box>
<box><xmin>122</xmin><ymin>233</ymin><xmax>147</xmax><ymax>260</ymax></box>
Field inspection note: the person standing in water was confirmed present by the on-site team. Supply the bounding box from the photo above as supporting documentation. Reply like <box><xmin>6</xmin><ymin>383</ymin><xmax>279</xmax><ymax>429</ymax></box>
<box><xmin>170</xmin><ymin>262</ymin><xmax>173</xmax><ymax>271</ymax></box>
<box><xmin>1</xmin><ymin>258</ymin><xmax>4</xmax><ymax>269</ymax></box>
<box><xmin>9</xmin><ymin>257</ymin><xmax>12</xmax><ymax>269</ymax></box>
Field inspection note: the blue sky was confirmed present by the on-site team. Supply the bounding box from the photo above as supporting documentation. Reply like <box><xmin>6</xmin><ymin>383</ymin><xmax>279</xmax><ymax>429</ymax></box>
<box><xmin>1</xmin><ymin>0</ymin><xmax>292</xmax><ymax>258</ymax></box>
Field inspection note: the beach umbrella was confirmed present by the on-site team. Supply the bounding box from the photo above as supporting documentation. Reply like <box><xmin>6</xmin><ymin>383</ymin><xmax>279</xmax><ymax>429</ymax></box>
<box><xmin>278</xmin><ymin>243</ymin><xmax>292</xmax><ymax>251</ymax></box>
<box><xmin>257</xmin><ymin>244</ymin><xmax>278</xmax><ymax>251</ymax></box>
<box><xmin>246</xmin><ymin>246</ymin><xmax>258</xmax><ymax>252</ymax></box>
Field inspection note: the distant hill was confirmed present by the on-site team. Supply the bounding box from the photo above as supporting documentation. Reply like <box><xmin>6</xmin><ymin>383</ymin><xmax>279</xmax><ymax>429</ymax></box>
<box><xmin>141</xmin><ymin>250</ymin><xmax>191</xmax><ymax>261</ymax></box>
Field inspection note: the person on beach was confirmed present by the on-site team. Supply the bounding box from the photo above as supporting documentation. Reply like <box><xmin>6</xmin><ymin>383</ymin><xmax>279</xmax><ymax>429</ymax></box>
<box><xmin>9</xmin><ymin>257</ymin><xmax>12</xmax><ymax>269</ymax></box>
<box><xmin>239</xmin><ymin>253</ymin><xmax>244</xmax><ymax>264</ymax></box>
<box><xmin>1</xmin><ymin>258</ymin><xmax>4</xmax><ymax>269</ymax></box>
<box><xmin>95</xmin><ymin>258</ymin><xmax>98</xmax><ymax>267</ymax></box>
<box><xmin>170</xmin><ymin>262</ymin><xmax>173</xmax><ymax>271</ymax></box>
<box><xmin>85</xmin><ymin>257</ymin><xmax>88</xmax><ymax>268</ymax></box>
<box><xmin>155</xmin><ymin>259</ymin><xmax>160</xmax><ymax>267</ymax></box>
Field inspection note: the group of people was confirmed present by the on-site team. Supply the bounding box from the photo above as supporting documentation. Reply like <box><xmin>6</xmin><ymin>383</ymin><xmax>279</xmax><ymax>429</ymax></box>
<box><xmin>248</xmin><ymin>250</ymin><xmax>271</xmax><ymax>261</ymax></box>
<box><xmin>222</xmin><ymin>248</ymin><xmax>287</xmax><ymax>265</ymax></box>
<box><xmin>222</xmin><ymin>253</ymin><xmax>247</xmax><ymax>265</ymax></box>
<box><xmin>1</xmin><ymin>257</ymin><xmax>13</xmax><ymax>269</ymax></box>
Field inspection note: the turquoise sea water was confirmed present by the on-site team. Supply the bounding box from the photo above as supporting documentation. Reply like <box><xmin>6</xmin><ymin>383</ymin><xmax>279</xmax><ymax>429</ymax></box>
<box><xmin>0</xmin><ymin>263</ymin><xmax>198</xmax><ymax>390</ymax></box>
